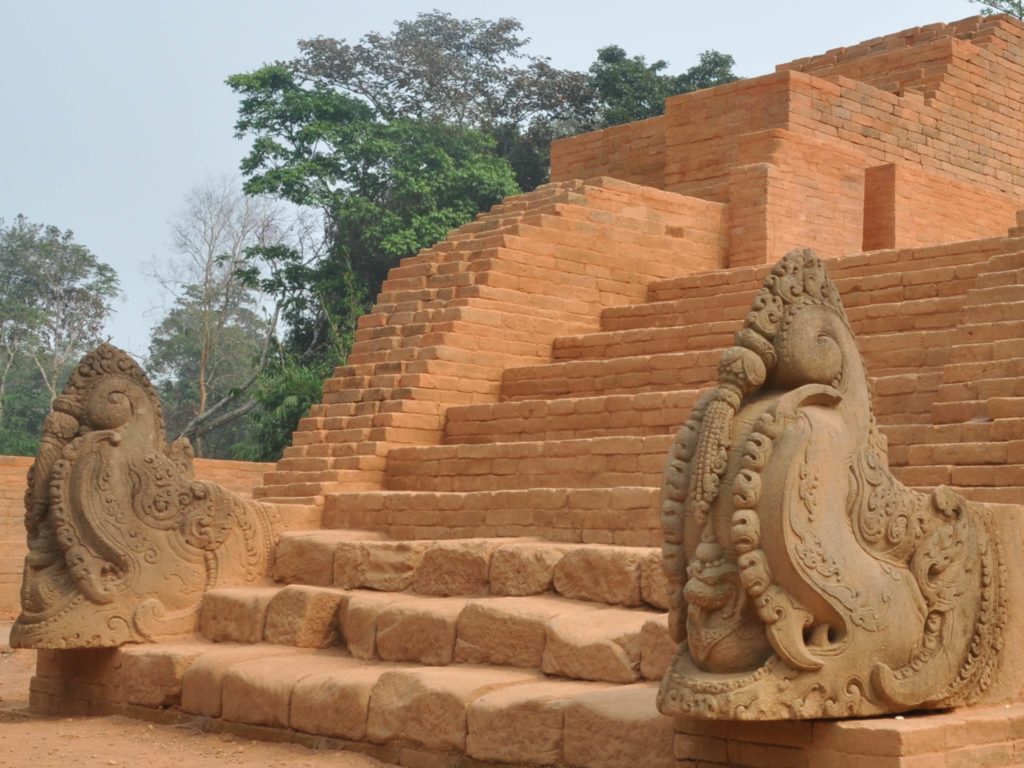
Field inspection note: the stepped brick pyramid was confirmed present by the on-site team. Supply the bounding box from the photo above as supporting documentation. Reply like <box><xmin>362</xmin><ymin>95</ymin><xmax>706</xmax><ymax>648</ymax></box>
<box><xmin>28</xmin><ymin>14</ymin><xmax>1024</xmax><ymax>768</ymax></box>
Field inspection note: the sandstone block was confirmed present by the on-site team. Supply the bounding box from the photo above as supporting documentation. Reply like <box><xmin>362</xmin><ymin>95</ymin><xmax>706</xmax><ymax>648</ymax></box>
<box><xmin>199</xmin><ymin>587</ymin><xmax>279</xmax><ymax>643</ymax></box>
<box><xmin>263</xmin><ymin>585</ymin><xmax>347</xmax><ymax>647</ymax></box>
<box><xmin>291</xmin><ymin>664</ymin><xmax>394</xmax><ymax>741</ymax></box>
<box><xmin>466</xmin><ymin>680</ymin><xmax>612</xmax><ymax>765</ymax></box>
<box><xmin>640</xmin><ymin>550</ymin><xmax>669</xmax><ymax>609</ymax></box>
<box><xmin>10</xmin><ymin>343</ymin><xmax>281</xmax><ymax>651</ymax></box>
<box><xmin>365</xmin><ymin>666</ymin><xmax>541</xmax><ymax>751</ymax></box>
<box><xmin>273</xmin><ymin>531</ymin><xmax>357</xmax><ymax>585</ymax></box>
<box><xmin>220</xmin><ymin>652</ymin><xmax>351</xmax><ymax>728</ymax></box>
<box><xmin>640</xmin><ymin>615</ymin><xmax>675</xmax><ymax>680</ymax></box>
<box><xmin>412</xmin><ymin>540</ymin><xmax>502</xmax><ymax>595</ymax></box>
<box><xmin>542</xmin><ymin>607</ymin><xmax>650</xmax><ymax>683</ymax></box>
<box><xmin>114</xmin><ymin>643</ymin><xmax>207</xmax><ymax>707</ymax></box>
<box><xmin>340</xmin><ymin>591</ymin><xmax>417</xmax><ymax>659</ymax></box>
<box><xmin>489</xmin><ymin>542</ymin><xmax>570</xmax><ymax>595</ymax></box>
<box><xmin>375</xmin><ymin>597</ymin><xmax>468</xmax><ymax>665</ymax></box>
<box><xmin>553</xmin><ymin>546</ymin><xmax>646</xmax><ymax>606</ymax></box>
<box><xmin>563</xmin><ymin>683</ymin><xmax>674</xmax><ymax>768</ymax></box>
<box><xmin>455</xmin><ymin>595</ymin><xmax>599</xmax><ymax>668</ymax></box>
<box><xmin>181</xmin><ymin>644</ymin><xmax>302</xmax><ymax>717</ymax></box>
<box><xmin>334</xmin><ymin>541</ymin><xmax>430</xmax><ymax>590</ymax></box>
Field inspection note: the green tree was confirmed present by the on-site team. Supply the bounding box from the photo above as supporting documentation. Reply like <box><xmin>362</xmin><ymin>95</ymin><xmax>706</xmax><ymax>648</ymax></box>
<box><xmin>291</xmin><ymin>11</ymin><xmax>593</xmax><ymax>190</ymax></box>
<box><xmin>225</xmin><ymin>12</ymin><xmax>740</xmax><ymax>460</ymax></box>
<box><xmin>231</xmin><ymin>354</ymin><xmax>330</xmax><ymax>461</ymax></box>
<box><xmin>228</xmin><ymin>64</ymin><xmax>519</xmax><ymax>361</ymax></box>
<box><xmin>0</xmin><ymin>215</ymin><xmax>119</xmax><ymax>453</ymax></box>
<box><xmin>589</xmin><ymin>46</ymin><xmax>738</xmax><ymax>127</ymax></box>
<box><xmin>971</xmin><ymin>1</ymin><xmax>1024</xmax><ymax>18</ymax></box>
<box><xmin>148</xmin><ymin>177</ymin><xmax>284</xmax><ymax>457</ymax></box>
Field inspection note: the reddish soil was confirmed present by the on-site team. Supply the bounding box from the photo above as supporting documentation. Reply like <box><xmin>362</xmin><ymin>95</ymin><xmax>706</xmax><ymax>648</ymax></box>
<box><xmin>0</xmin><ymin>626</ymin><xmax>390</xmax><ymax>768</ymax></box>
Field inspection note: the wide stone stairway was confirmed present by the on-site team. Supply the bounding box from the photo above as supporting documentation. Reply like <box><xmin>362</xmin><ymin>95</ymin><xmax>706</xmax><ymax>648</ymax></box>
<box><xmin>35</xmin><ymin>176</ymin><xmax>1024</xmax><ymax>768</ymax></box>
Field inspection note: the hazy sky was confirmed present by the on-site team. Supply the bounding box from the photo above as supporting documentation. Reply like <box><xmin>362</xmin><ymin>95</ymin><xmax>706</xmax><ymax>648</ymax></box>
<box><xmin>1</xmin><ymin>0</ymin><xmax>983</xmax><ymax>358</ymax></box>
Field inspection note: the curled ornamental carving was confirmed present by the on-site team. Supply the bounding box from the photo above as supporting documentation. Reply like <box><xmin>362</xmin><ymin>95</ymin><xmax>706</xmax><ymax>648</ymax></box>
<box><xmin>658</xmin><ymin>249</ymin><xmax>1005</xmax><ymax>720</ymax></box>
<box><xmin>12</xmin><ymin>343</ymin><xmax>280</xmax><ymax>649</ymax></box>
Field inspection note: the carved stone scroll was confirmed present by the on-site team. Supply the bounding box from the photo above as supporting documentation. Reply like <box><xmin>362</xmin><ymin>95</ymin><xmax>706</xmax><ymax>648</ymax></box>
<box><xmin>658</xmin><ymin>249</ymin><xmax>1007</xmax><ymax>719</ymax></box>
<box><xmin>12</xmin><ymin>343</ymin><xmax>280</xmax><ymax>648</ymax></box>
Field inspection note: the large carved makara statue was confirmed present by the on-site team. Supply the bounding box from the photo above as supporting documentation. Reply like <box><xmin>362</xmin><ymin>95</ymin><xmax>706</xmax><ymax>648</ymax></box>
<box><xmin>12</xmin><ymin>343</ymin><xmax>280</xmax><ymax>648</ymax></box>
<box><xmin>658</xmin><ymin>249</ymin><xmax>1007</xmax><ymax>720</ymax></box>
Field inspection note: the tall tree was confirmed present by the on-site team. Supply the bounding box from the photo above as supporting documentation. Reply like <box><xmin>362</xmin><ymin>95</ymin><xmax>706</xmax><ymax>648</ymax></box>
<box><xmin>0</xmin><ymin>215</ymin><xmax>119</xmax><ymax>452</ymax></box>
<box><xmin>148</xmin><ymin>177</ymin><xmax>284</xmax><ymax>456</ymax></box>
<box><xmin>228</xmin><ymin>64</ymin><xmax>519</xmax><ymax>362</ymax></box>
<box><xmin>589</xmin><ymin>46</ymin><xmax>738</xmax><ymax>127</ymax></box>
<box><xmin>225</xmin><ymin>12</ymin><xmax>740</xmax><ymax>460</ymax></box>
<box><xmin>0</xmin><ymin>216</ymin><xmax>119</xmax><ymax>401</ymax></box>
<box><xmin>292</xmin><ymin>11</ymin><xmax>594</xmax><ymax>190</ymax></box>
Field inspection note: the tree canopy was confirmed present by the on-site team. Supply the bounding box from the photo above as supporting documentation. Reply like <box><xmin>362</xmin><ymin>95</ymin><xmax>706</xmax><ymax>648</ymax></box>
<box><xmin>216</xmin><ymin>11</ymin><xmax>740</xmax><ymax>460</ymax></box>
<box><xmin>972</xmin><ymin>0</ymin><xmax>1024</xmax><ymax>18</ymax></box>
<box><xmin>0</xmin><ymin>215</ymin><xmax>119</xmax><ymax>454</ymax></box>
<box><xmin>589</xmin><ymin>46</ymin><xmax>738</xmax><ymax>127</ymax></box>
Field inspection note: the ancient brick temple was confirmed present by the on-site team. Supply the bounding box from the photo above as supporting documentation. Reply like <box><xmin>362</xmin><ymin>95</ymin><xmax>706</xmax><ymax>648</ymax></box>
<box><xmin>21</xmin><ymin>14</ymin><xmax>1024</xmax><ymax>768</ymax></box>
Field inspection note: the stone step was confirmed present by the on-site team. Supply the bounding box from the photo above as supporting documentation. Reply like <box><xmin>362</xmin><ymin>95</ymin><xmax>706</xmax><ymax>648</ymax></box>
<box><xmin>599</xmin><ymin>293</ymin><xmax>753</xmax><ymax>332</ymax></box>
<box><xmin>905</xmin><ymin>440</ymin><xmax>1024</xmax><ymax>467</ymax></box>
<box><xmin>501</xmin><ymin>349</ymin><xmax>720</xmax><ymax>401</ymax></box>
<box><xmin>551</xmin><ymin>323</ymin><xmax>953</xmax><ymax>373</ymax></box>
<box><xmin>384</xmin><ymin>435</ymin><xmax>672</xmax><ymax>491</ymax></box>
<box><xmin>956</xmin><ymin>318</ymin><xmax>1024</xmax><ymax>345</ymax></box>
<box><xmin>895</xmin><ymin>463</ymin><xmax>1024</xmax><ymax>504</ymax></box>
<box><xmin>198</xmin><ymin>585</ymin><xmax>672</xmax><ymax>687</ymax></box>
<box><xmin>348</xmin><ymin>325</ymin><xmax>554</xmax><ymax>368</ymax></box>
<box><xmin>599</xmin><ymin>290</ymin><xmax>967</xmax><ymax>337</ymax></box>
<box><xmin>870</xmin><ymin>372</ymin><xmax>946</xmax><ymax>425</ymax></box>
<box><xmin>885</xmin><ymin>419</ymin><xmax>1024</xmax><ymax>452</ymax></box>
<box><xmin>973</xmin><ymin>266</ymin><xmax>1024</xmax><ymax>289</ymax></box>
<box><xmin>321</xmin><ymin>487</ymin><xmax>661</xmax><ymax>546</ymax></box>
<box><xmin>443</xmin><ymin>390</ymin><xmax>702</xmax><ymax>444</ymax></box>
<box><xmin>273</xmin><ymin>534</ymin><xmax>668</xmax><ymax>610</ymax></box>
<box><xmin>645</xmin><ymin>240</ymin><xmax>1003</xmax><ymax>303</ymax></box>
<box><xmin>552</xmin><ymin>322</ymin><xmax>735</xmax><ymax>361</ymax></box>
<box><xmin>105</xmin><ymin>638</ymin><xmax>675</xmax><ymax>767</ymax></box>
<box><xmin>963</xmin><ymin>282</ymin><xmax>1024</xmax><ymax>306</ymax></box>
<box><xmin>938</xmin><ymin>356</ymin><xmax>1024</xmax><ymax>385</ymax></box>
<box><xmin>961</xmin><ymin>299</ymin><xmax>1024</xmax><ymax>324</ymax></box>
<box><xmin>502</xmin><ymin>346</ymin><xmax>945</xmax><ymax>407</ymax></box>
<box><xmin>845</xmin><ymin>295</ymin><xmax>968</xmax><ymax>334</ymax></box>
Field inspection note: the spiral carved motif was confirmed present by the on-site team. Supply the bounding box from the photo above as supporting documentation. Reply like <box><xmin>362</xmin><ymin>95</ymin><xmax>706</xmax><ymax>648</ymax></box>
<box><xmin>12</xmin><ymin>343</ymin><xmax>281</xmax><ymax>648</ymax></box>
<box><xmin>658</xmin><ymin>249</ymin><xmax>1007</xmax><ymax>720</ymax></box>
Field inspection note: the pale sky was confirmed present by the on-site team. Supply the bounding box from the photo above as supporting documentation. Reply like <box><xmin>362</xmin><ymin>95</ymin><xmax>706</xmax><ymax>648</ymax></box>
<box><xmin>0</xmin><ymin>0</ymin><xmax>984</xmax><ymax>358</ymax></box>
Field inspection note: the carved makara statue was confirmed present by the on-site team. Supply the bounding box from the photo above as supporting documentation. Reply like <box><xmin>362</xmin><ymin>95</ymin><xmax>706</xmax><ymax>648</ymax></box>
<box><xmin>658</xmin><ymin>249</ymin><xmax>1006</xmax><ymax>719</ymax></box>
<box><xmin>12</xmin><ymin>343</ymin><xmax>280</xmax><ymax>648</ymax></box>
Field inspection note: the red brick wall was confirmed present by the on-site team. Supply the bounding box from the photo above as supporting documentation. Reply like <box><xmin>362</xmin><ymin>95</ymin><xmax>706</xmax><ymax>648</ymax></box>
<box><xmin>550</xmin><ymin>16</ymin><xmax>1024</xmax><ymax>266</ymax></box>
<box><xmin>545</xmin><ymin>117</ymin><xmax>666</xmax><ymax>190</ymax></box>
<box><xmin>0</xmin><ymin>455</ymin><xmax>271</xmax><ymax>619</ymax></box>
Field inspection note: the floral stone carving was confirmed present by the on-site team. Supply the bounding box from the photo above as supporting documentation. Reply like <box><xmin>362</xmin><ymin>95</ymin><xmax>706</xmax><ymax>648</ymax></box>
<box><xmin>12</xmin><ymin>343</ymin><xmax>280</xmax><ymax>649</ymax></box>
<box><xmin>658</xmin><ymin>249</ymin><xmax>1010</xmax><ymax>719</ymax></box>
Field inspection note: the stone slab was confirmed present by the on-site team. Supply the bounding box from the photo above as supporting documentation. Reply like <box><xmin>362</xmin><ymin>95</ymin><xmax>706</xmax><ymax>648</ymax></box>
<box><xmin>181</xmin><ymin>644</ymin><xmax>303</xmax><ymax>717</ymax></box>
<box><xmin>263</xmin><ymin>585</ymin><xmax>348</xmax><ymax>647</ymax></box>
<box><xmin>365</xmin><ymin>666</ymin><xmax>542</xmax><ymax>751</ymax></box>
<box><xmin>466</xmin><ymin>680</ymin><xmax>613</xmax><ymax>765</ymax></box>
<box><xmin>563</xmin><ymin>683</ymin><xmax>674</xmax><ymax>768</ymax></box>
<box><xmin>489</xmin><ymin>542</ymin><xmax>570</xmax><ymax>595</ymax></box>
<box><xmin>199</xmin><ymin>587</ymin><xmax>279</xmax><ymax>644</ymax></box>
<box><xmin>220</xmin><ymin>651</ymin><xmax>352</xmax><ymax>728</ymax></box>
<box><xmin>543</xmin><ymin>607</ymin><xmax>651</xmax><ymax>683</ymax></box>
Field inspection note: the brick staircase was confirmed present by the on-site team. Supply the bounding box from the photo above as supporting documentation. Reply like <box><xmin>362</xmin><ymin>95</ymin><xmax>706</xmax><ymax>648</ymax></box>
<box><xmin>253</xmin><ymin>177</ymin><xmax>725</xmax><ymax>511</ymax></box>
<box><xmin>48</xmin><ymin>200</ymin><xmax>1024</xmax><ymax>768</ymax></box>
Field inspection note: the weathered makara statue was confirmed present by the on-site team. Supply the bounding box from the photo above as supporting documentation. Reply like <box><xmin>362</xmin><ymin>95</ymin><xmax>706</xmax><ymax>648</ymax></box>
<box><xmin>659</xmin><ymin>249</ymin><xmax>1006</xmax><ymax>719</ymax></box>
<box><xmin>12</xmin><ymin>343</ymin><xmax>280</xmax><ymax>648</ymax></box>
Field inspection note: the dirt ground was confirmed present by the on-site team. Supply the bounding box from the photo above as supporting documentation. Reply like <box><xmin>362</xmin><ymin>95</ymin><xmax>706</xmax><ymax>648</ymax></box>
<box><xmin>0</xmin><ymin>624</ymin><xmax>392</xmax><ymax>768</ymax></box>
